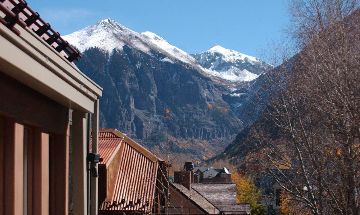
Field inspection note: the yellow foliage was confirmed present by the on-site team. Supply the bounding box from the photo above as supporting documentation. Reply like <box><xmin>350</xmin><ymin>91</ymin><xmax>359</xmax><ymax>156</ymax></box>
<box><xmin>164</xmin><ymin>108</ymin><xmax>172</xmax><ymax>119</ymax></box>
<box><xmin>280</xmin><ymin>192</ymin><xmax>290</xmax><ymax>215</ymax></box>
<box><xmin>220</xmin><ymin>107</ymin><xmax>229</xmax><ymax>113</ymax></box>
<box><xmin>279</xmin><ymin>192</ymin><xmax>311</xmax><ymax>215</ymax></box>
<box><xmin>231</xmin><ymin>172</ymin><xmax>265</xmax><ymax>215</ymax></box>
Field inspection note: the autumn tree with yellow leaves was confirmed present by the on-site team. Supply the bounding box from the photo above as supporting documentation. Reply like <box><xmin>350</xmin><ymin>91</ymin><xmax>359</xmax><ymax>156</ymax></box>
<box><xmin>231</xmin><ymin>171</ymin><xmax>265</xmax><ymax>215</ymax></box>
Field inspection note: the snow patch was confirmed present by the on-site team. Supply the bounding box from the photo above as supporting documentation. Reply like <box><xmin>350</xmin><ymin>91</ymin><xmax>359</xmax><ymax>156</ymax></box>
<box><xmin>160</xmin><ymin>57</ymin><xmax>174</xmax><ymax>64</ymax></box>
<box><xmin>230</xmin><ymin>92</ymin><xmax>246</xmax><ymax>97</ymax></box>
<box><xmin>203</xmin><ymin>67</ymin><xmax>259</xmax><ymax>82</ymax></box>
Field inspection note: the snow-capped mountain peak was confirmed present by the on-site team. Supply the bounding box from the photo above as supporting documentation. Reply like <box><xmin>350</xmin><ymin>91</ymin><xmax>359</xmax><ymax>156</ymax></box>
<box><xmin>63</xmin><ymin>18</ymin><xmax>150</xmax><ymax>53</ymax></box>
<box><xmin>63</xmin><ymin>18</ymin><xmax>197</xmax><ymax>65</ymax></box>
<box><xmin>98</xmin><ymin>18</ymin><xmax>115</xmax><ymax>27</ymax></box>
<box><xmin>193</xmin><ymin>45</ymin><xmax>272</xmax><ymax>83</ymax></box>
<box><xmin>63</xmin><ymin>18</ymin><xmax>271</xmax><ymax>84</ymax></box>
<box><xmin>208</xmin><ymin>45</ymin><xmax>259</xmax><ymax>63</ymax></box>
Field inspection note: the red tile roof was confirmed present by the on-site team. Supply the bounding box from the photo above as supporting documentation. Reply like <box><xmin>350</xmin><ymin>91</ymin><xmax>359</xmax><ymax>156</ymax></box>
<box><xmin>0</xmin><ymin>0</ymin><xmax>80</xmax><ymax>62</ymax></box>
<box><xmin>98</xmin><ymin>129</ymin><xmax>161</xmax><ymax>213</ymax></box>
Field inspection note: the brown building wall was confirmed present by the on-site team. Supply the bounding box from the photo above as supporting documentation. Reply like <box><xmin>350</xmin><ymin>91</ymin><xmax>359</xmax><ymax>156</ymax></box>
<box><xmin>0</xmin><ymin>72</ymin><xmax>69</xmax><ymax>134</ymax></box>
<box><xmin>0</xmin><ymin>117</ymin><xmax>4</xmax><ymax>215</ymax></box>
<box><xmin>0</xmin><ymin>72</ymin><xmax>70</xmax><ymax>215</ymax></box>
<box><xmin>0</xmin><ymin>4</ymin><xmax>102</xmax><ymax>213</ymax></box>
<box><xmin>168</xmin><ymin>185</ymin><xmax>206</xmax><ymax>215</ymax></box>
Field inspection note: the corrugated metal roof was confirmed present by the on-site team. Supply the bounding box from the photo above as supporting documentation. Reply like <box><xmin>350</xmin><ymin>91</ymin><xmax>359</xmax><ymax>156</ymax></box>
<box><xmin>98</xmin><ymin>137</ymin><xmax>122</xmax><ymax>166</ymax></box>
<box><xmin>98</xmin><ymin>129</ymin><xmax>161</xmax><ymax>213</ymax></box>
<box><xmin>99</xmin><ymin>131</ymin><xmax>121</xmax><ymax>139</ymax></box>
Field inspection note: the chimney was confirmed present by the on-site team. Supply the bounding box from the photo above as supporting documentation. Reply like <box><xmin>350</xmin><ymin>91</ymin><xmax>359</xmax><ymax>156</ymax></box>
<box><xmin>174</xmin><ymin>162</ymin><xmax>194</xmax><ymax>190</ymax></box>
<box><xmin>184</xmin><ymin>162</ymin><xmax>194</xmax><ymax>171</ymax></box>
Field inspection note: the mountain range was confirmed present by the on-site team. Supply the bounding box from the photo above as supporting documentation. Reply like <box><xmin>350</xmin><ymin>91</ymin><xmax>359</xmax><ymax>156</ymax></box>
<box><xmin>63</xmin><ymin>18</ymin><xmax>272</xmax><ymax>162</ymax></box>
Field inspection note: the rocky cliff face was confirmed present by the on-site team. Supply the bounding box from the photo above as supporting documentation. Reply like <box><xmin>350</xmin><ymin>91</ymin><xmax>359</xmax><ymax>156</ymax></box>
<box><xmin>64</xmin><ymin>19</ymin><xmax>271</xmax><ymax>161</ymax></box>
<box><xmin>76</xmin><ymin>47</ymin><xmax>242</xmax><ymax>160</ymax></box>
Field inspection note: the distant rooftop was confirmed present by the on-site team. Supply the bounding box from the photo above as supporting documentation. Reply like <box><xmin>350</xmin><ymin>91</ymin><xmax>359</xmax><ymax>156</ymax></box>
<box><xmin>192</xmin><ymin>184</ymin><xmax>250</xmax><ymax>215</ymax></box>
<box><xmin>171</xmin><ymin>183</ymin><xmax>220</xmax><ymax>214</ymax></box>
<box><xmin>194</xmin><ymin>166</ymin><xmax>231</xmax><ymax>179</ymax></box>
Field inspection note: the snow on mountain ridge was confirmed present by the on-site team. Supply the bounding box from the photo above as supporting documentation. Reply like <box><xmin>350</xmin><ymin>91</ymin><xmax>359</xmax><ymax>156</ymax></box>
<box><xmin>141</xmin><ymin>31</ymin><xmax>196</xmax><ymax>65</ymax></box>
<box><xmin>63</xmin><ymin>18</ymin><xmax>268</xmax><ymax>84</ymax></box>
<box><xmin>63</xmin><ymin>18</ymin><xmax>196</xmax><ymax>65</ymax></box>
<box><xmin>208</xmin><ymin>45</ymin><xmax>259</xmax><ymax>63</ymax></box>
<box><xmin>63</xmin><ymin>18</ymin><xmax>150</xmax><ymax>53</ymax></box>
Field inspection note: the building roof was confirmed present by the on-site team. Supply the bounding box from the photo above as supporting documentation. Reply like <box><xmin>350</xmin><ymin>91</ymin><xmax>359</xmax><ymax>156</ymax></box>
<box><xmin>194</xmin><ymin>167</ymin><xmax>209</xmax><ymax>173</ymax></box>
<box><xmin>171</xmin><ymin>183</ymin><xmax>220</xmax><ymax>214</ymax></box>
<box><xmin>220</xmin><ymin>167</ymin><xmax>230</xmax><ymax>174</ymax></box>
<box><xmin>0</xmin><ymin>0</ymin><xmax>102</xmax><ymax>112</ymax></box>
<box><xmin>97</xmin><ymin>136</ymin><xmax>122</xmax><ymax>166</ymax></box>
<box><xmin>0</xmin><ymin>0</ymin><xmax>80</xmax><ymax>62</ymax></box>
<box><xmin>203</xmin><ymin>168</ymin><xmax>220</xmax><ymax>179</ymax></box>
<box><xmin>192</xmin><ymin>184</ymin><xmax>250</xmax><ymax>214</ymax></box>
<box><xmin>194</xmin><ymin>166</ymin><xmax>231</xmax><ymax>179</ymax></box>
<box><xmin>98</xmin><ymin>129</ymin><xmax>162</xmax><ymax>213</ymax></box>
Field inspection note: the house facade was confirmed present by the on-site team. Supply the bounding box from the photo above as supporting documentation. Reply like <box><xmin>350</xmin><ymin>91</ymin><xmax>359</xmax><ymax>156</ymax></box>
<box><xmin>0</xmin><ymin>1</ymin><xmax>102</xmax><ymax>215</ymax></box>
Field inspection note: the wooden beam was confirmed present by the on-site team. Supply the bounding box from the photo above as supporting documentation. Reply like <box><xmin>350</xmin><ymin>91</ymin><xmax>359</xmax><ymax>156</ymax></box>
<box><xmin>72</xmin><ymin>111</ymin><xmax>88</xmax><ymax>215</ymax></box>
<box><xmin>33</xmin><ymin>131</ymin><xmax>49</xmax><ymax>215</ymax></box>
<box><xmin>26</xmin><ymin>128</ymin><xmax>34</xmax><ymax>215</ymax></box>
<box><xmin>50</xmin><ymin>124</ymin><xmax>69</xmax><ymax>215</ymax></box>
<box><xmin>4</xmin><ymin>120</ymin><xmax>24</xmax><ymax>215</ymax></box>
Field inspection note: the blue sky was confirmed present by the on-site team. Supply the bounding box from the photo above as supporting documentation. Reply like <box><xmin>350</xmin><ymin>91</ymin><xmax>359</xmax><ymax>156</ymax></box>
<box><xmin>27</xmin><ymin>0</ymin><xmax>290</xmax><ymax>59</ymax></box>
